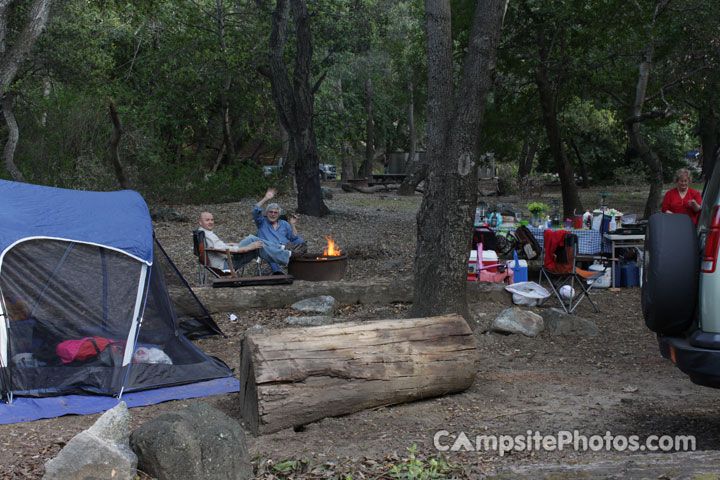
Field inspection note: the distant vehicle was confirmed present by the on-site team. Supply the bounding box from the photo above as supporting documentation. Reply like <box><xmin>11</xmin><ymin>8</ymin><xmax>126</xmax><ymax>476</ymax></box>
<box><xmin>262</xmin><ymin>165</ymin><xmax>280</xmax><ymax>176</ymax></box>
<box><xmin>319</xmin><ymin>163</ymin><xmax>337</xmax><ymax>180</ymax></box>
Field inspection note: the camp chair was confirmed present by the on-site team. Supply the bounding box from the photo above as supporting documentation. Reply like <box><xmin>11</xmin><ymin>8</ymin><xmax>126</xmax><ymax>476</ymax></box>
<box><xmin>192</xmin><ymin>230</ymin><xmax>262</xmax><ymax>285</ymax></box>
<box><xmin>538</xmin><ymin>230</ymin><xmax>601</xmax><ymax>314</ymax></box>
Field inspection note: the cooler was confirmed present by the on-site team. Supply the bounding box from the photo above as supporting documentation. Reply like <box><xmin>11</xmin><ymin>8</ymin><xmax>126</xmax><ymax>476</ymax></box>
<box><xmin>509</xmin><ymin>259</ymin><xmax>528</xmax><ymax>283</ymax></box>
<box><xmin>468</xmin><ymin>250</ymin><xmax>499</xmax><ymax>280</ymax></box>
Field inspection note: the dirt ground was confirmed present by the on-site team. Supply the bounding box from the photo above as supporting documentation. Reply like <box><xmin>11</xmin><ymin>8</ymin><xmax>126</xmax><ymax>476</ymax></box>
<box><xmin>2</xmin><ymin>185</ymin><xmax>719</xmax><ymax>479</ymax></box>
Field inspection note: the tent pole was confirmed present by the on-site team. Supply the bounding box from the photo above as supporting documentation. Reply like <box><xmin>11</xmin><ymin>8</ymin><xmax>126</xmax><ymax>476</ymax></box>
<box><xmin>0</xmin><ymin>299</ymin><xmax>11</xmax><ymax>403</ymax></box>
<box><xmin>117</xmin><ymin>263</ymin><xmax>151</xmax><ymax>398</ymax></box>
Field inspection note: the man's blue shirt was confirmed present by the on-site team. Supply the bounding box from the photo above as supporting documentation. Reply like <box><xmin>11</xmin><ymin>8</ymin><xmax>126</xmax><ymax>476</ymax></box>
<box><xmin>253</xmin><ymin>205</ymin><xmax>304</xmax><ymax>246</ymax></box>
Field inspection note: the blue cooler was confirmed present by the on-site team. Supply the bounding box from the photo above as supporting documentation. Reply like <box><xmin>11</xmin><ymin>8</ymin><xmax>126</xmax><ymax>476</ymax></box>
<box><xmin>614</xmin><ymin>262</ymin><xmax>640</xmax><ymax>287</ymax></box>
<box><xmin>511</xmin><ymin>251</ymin><xmax>528</xmax><ymax>283</ymax></box>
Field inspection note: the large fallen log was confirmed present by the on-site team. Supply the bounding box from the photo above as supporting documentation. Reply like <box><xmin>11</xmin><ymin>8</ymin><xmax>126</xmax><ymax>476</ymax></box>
<box><xmin>239</xmin><ymin>314</ymin><xmax>478</xmax><ymax>434</ymax></box>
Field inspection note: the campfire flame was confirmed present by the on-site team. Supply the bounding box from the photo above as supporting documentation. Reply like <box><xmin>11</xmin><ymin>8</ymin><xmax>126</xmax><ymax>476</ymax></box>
<box><xmin>323</xmin><ymin>236</ymin><xmax>342</xmax><ymax>256</ymax></box>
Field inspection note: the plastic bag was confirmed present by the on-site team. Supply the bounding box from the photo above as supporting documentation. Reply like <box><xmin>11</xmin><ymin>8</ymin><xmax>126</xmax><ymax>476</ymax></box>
<box><xmin>132</xmin><ymin>347</ymin><xmax>173</xmax><ymax>365</ymax></box>
<box><xmin>505</xmin><ymin>281</ymin><xmax>551</xmax><ymax>306</ymax></box>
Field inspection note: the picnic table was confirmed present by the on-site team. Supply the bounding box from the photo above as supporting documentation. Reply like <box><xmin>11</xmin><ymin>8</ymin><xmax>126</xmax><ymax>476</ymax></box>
<box><xmin>493</xmin><ymin>225</ymin><xmax>607</xmax><ymax>255</ymax></box>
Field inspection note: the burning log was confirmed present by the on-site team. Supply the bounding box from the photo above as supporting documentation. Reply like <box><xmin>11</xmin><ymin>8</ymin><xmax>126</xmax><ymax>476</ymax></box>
<box><xmin>238</xmin><ymin>314</ymin><xmax>478</xmax><ymax>434</ymax></box>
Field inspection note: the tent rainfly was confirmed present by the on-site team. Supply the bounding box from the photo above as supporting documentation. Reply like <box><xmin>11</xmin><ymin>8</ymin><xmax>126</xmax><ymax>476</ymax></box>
<box><xmin>0</xmin><ymin>180</ymin><xmax>233</xmax><ymax>405</ymax></box>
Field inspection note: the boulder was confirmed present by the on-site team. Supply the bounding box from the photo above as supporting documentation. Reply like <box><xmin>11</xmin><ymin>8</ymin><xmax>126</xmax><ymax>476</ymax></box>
<box><xmin>130</xmin><ymin>402</ymin><xmax>251</xmax><ymax>480</ymax></box>
<box><xmin>492</xmin><ymin>308</ymin><xmax>545</xmax><ymax>337</ymax></box>
<box><xmin>291</xmin><ymin>295</ymin><xmax>337</xmax><ymax>314</ymax></box>
<box><xmin>44</xmin><ymin>402</ymin><xmax>136</xmax><ymax>480</ymax></box>
<box><xmin>285</xmin><ymin>315</ymin><xmax>334</xmax><ymax>326</ymax></box>
<box><xmin>541</xmin><ymin>308</ymin><xmax>598</xmax><ymax>336</ymax></box>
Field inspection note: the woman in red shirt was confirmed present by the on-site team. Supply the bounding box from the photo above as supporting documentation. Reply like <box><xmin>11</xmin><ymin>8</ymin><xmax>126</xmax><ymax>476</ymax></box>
<box><xmin>661</xmin><ymin>168</ymin><xmax>702</xmax><ymax>225</ymax></box>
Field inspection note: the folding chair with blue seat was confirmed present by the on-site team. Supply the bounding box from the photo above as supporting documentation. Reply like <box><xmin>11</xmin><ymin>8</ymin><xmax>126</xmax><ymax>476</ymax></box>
<box><xmin>538</xmin><ymin>230</ymin><xmax>603</xmax><ymax>314</ymax></box>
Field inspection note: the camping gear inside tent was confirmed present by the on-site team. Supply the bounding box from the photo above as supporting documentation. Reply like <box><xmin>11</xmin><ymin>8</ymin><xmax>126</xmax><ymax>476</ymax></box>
<box><xmin>0</xmin><ymin>180</ymin><xmax>237</xmax><ymax>423</ymax></box>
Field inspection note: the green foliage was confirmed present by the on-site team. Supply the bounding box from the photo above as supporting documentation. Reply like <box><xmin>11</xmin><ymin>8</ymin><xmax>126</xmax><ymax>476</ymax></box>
<box><xmin>387</xmin><ymin>444</ymin><xmax>457</xmax><ymax>480</ymax></box>
<box><xmin>527</xmin><ymin>201</ymin><xmax>550</xmax><ymax>216</ymax></box>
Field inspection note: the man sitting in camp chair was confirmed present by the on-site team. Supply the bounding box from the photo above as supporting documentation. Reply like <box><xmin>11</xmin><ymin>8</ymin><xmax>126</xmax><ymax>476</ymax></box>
<box><xmin>253</xmin><ymin>188</ymin><xmax>307</xmax><ymax>274</ymax></box>
<box><xmin>197</xmin><ymin>212</ymin><xmax>291</xmax><ymax>272</ymax></box>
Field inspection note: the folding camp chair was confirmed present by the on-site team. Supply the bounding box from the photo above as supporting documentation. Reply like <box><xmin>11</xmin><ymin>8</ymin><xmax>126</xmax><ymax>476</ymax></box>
<box><xmin>538</xmin><ymin>230</ymin><xmax>601</xmax><ymax>314</ymax></box>
<box><xmin>192</xmin><ymin>230</ymin><xmax>262</xmax><ymax>286</ymax></box>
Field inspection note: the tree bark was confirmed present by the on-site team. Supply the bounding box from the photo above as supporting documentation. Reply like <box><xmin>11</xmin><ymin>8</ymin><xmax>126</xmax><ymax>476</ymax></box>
<box><xmin>0</xmin><ymin>0</ymin><xmax>53</xmax><ymax>92</ymax></box>
<box><xmin>361</xmin><ymin>77</ymin><xmax>374</xmax><ymax>178</ymax></box>
<box><xmin>517</xmin><ymin>135</ymin><xmax>537</xmax><ymax>180</ymax></box>
<box><xmin>0</xmin><ymin>0</ymin><xmax>53</xmax><ymax>182</ymax></box>
<box><xmin>410</xmin><ymin>0</ymin><xmax>507</xmax><ymax>318</ymax></box>
<box><xmin>216</xmin><ymin>0</ymin><xmax>235</xmax><ymax>164</ymax></box>
<box><xmin>239</xmin><ymin>314</ymin><xmax>478</xmax><ymax>434</ymax></box>
<box><xmin>624</xmin><ymin>0</ymin><xmax>672</xmax><ymax>218</ymax></box>
<box><xmin>405</xmin><ymin>80</ymin><xmax>416</xmax><ymax>173</ymax></box>
<box><xmin>398</xmin><ymin>160</ymin><xmax>427</xmax><ymax>195</ymax></box>
<box><xmin>699</xmin><ymin>105</ymin><xmax>720</xmax><ymax>180</ymax></box>
<box><xmin>2</xmin><ymin>93</ymin><xmax>22</xmax><ymax>181</ymax></box>
<box><xmin>268</xmin><ymin>0</ymin><xmax>328</xmax><ymax>216</ymax></box>
<box><xmin>107</xmin><ymin>101</ymin><xmax>128</xmax><ymax>188</ymax></box>
<box><xmin>568</xmin><ymin>138</ymin><xmax>590</xmax><ymax>188</ymax></box>
<box><xmin>535</xmin><ymin>29</ymin><xmax>582</xmax><ymax>217</ymax></box>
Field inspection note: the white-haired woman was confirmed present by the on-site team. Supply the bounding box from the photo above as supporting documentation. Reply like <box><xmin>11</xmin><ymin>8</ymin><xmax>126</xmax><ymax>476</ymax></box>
<box><xmin>661</xmin><ymin>168</ymin><xmax>702</xmax><ymax>225</ymax></box>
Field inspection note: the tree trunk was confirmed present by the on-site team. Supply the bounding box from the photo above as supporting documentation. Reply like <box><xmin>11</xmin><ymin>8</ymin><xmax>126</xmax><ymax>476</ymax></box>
<box><xmin>239</xmin><ymin>314</ymin><xmax>478</xmax><ymax>434</ymax></box>
<box><xmin>268</xmin><ymin>0</ymin><xmax>328</xmax><ymax>216</ymax></box>
<box><xmin>517</xmin><ymin>135</ymin><xmax>537</xmax><ymax>180</ymax></box>
<box><xmin>624</xmin><ymin>0</ymin><xmax>672</xmax><ymax>218</ymax></box>
<box><xmin>0</xmin><ymin>0</ymin><xmax>53</xmax><ymax>92</ymax></box>
<box><xmin>568</xmin><ymin>138</ymin><xmax>590</xmax><ymax>188</ymax></box>
<box><xmin>361</xmin><ymin>77</ymin><xmax>374</xmax><ymax>178</ymax></box>
<box><xmin>2</xmin><ymin>93</ymin><xmax>22</xmax><ymax>181</ymax></box>
<box><xmin>0</xmin><ymin>0</ymin><xmax>53</xmax><ymax>183</ymax></box>
<box><xmin>216</xmin><ymin>0</ymin><xmax>235</xmax><ymax>165</ymax></box>
<box><xmin>398</xmin><ymin>161</ymin><xmax>427</xmax><ymax>195</ymax></box>
<box><xmin>405</xmin><ymin>80</ymin><xmax>416</xmax><ymax>171</ymax></box>
<box><xmin>410</xmin><ymin>0</ymin><xmax>507</xmax><ymax>318</ymax></box>
<box><xmin>535</xmin><ymin>30</ymin><xmax>582</xmax><ymax>217</ymax></box>
<box><xmin>107</xmin><ymin>101</ymin><xmax>128</xmax><ymax>189</ymax></box>
<box><xmin>699</xmin><ymin>105</ymin><xmax>720</xmax><ymax>181</ymax></box>
<box><xmin>626</xmin><ymin>45</ymin><xmax>664</xmax><ymax>218</ymax></box>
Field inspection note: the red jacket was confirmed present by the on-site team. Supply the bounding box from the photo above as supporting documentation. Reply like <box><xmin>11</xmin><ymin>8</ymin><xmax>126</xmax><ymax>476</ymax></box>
<box><xmin>661</xmin><ymin>187</ymin><xmax>702</xmax><ymax>225</ymax></box>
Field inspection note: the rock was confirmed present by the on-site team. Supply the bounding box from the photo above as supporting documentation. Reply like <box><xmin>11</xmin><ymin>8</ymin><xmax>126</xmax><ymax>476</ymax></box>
<box><xmin>130</xmin><ymin>402</ymin><xmax>251</xmax><ymax>480</ymax></box>
<box><xmin>321</xmin><ymin>187</ymin><xmax>334</xmax><ymax>199</ymax></box>
<box><xmin>541</xmin><ymin>308</ymin><xmax>598</xmax><ymax>336</ymax></box>
<box><xmin>246</xmin><ymin>324</ymin><xmax>266</xmax><ymax>334</ymax></box>
<box><xmin>285</xmin><ymin>315</ymin><xmax>334</xmax><ymax>326</ymax></box>
<box><xmin>44</xmin><ymin>402</ymin><xmax>137</xmax><ymax>480</ymax></box>
<box><xmin>291</xmin><ymin>295</ymin><xmax>337</xmax><ymax>314</ymax></box>
<box><xmin>492</xmin><ymin>308</ymin><xmax>544</xmax><ymax>337</ymax></box>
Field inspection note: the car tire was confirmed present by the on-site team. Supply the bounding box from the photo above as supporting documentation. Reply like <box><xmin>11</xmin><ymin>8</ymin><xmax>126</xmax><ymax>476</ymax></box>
<box><xmin>642</xmin><ymin>213</ymin><xmax>699</xmax><ymax>335</ymax></box>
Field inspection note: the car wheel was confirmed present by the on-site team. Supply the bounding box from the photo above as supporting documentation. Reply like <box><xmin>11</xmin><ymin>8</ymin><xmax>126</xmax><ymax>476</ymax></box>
<box><xmin>642</xmin><ymin>213</ymin><xmax>699</xmax><ymax>335</ymax></box>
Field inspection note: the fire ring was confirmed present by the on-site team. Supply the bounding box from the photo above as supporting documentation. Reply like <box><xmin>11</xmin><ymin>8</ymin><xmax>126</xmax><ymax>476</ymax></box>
<box><xmin>288</xmin><ymin>253</ymin><xmax>348</xmax><ymax>281</ymax></box>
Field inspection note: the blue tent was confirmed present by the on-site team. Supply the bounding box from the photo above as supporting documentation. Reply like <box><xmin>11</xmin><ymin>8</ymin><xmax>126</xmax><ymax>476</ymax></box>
<box><xmin>0</xmin><ymin>181</ymin><xmax>236</xmax><ymax>423</ymax></box>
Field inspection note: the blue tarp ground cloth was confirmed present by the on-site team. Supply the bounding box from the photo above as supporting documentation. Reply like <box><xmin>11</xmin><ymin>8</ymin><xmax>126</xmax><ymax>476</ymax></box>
<box><xmin>0</xmin><ymin>180</ymin><xmax>153</xmax><ymax>264</ymax></box>
<box><xmin>0</xmin><ymin>377</ymin><xmax>240</xmax><ymax>424</ymax></box>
